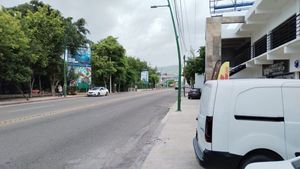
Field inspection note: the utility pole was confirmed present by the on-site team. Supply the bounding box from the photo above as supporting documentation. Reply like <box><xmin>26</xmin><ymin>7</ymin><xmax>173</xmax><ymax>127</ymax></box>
<box><xmin>183</xmin><ymin>55</ymin><xmax>186</xmax><ymax>97</ymax></box>
<box><xmin>63</xmin><ymin>48</ymin><xmax>67</xmax><ymax>97</ymax></box>
<box><xmin>151</xmin><ymin>0</ymin><xmax>182</xmax><ymax>111</ymax></box>
<box><xmin>109</xmin><ymin>56</ymin><xmax>112</xmax><ymax>93</ymax></box>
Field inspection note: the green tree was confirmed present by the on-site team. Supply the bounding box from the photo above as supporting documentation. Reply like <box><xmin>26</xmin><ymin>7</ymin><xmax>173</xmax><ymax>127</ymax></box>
<box><xmin>125</xmin><ymin>57</ymin><xmax>147</xmax><ymax>88</ymax></box>
<box><xmin>23</xmin><ymin>6</ymin><xmax>65</xmax><ymax>96</ymax></box>
<box><xmin>0</xmin><ymin>10</ymin><xmax>33</xmax><ymax>96</ymax></box>
<box><xmin>184</xmin><ymin>46</ymin><xmax>205</xmax><ymax>85</ymax></box>
<box><xmin>149</xmin><ymin>67</ymin><xmax>160</xmax><ymax>88</ymax></box>
<box><xmin>10</xmin><ymin>1</ymin><xmax>89</xmax><ymax>96</ymax></box>
<box><xmin>91</xmin><ymin>54</ymin><xmax>116</xmax><ymax>87</ymax></box>
<box><xmin>92</xmin><ymin>36</ymin><xmax>126</xmax><ymax>92</ymax></box>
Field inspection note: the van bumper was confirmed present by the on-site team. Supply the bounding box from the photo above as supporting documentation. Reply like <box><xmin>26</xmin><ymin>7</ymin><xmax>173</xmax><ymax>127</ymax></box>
<box><xmin>193</xmin><ymin>137</ymin><xmax>242</xmax><ymax>169</ymax></box>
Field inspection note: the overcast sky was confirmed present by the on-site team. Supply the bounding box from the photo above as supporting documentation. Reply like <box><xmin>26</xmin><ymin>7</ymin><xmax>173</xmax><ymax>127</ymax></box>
<box><xmin>0</xmin><ymin>0</ymin><xmax>210</xmax><ymax>67</ymax></box>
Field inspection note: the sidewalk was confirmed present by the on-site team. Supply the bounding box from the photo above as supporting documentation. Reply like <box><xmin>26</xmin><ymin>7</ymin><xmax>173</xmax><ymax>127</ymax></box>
<box><xmin>0</xmin><ymin>93</ymin><xmax>86</xmax><ymax>106</ymax></box>
<box><xmin>142</xmin><ymin>97</ymin><xmax>203</xmax><ymax>169</ymax></box>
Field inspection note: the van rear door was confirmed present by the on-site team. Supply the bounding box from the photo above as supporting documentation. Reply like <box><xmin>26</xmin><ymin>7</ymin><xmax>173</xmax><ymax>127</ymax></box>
<box><xmin>282</xmin><ymin>82</ymin><xmax>300</xmax><ymax>159</ymax></box>
<box><xmin>197</xmin><ymin>81</ymin><xmax>217</xmax><ymax>151</ymax></box>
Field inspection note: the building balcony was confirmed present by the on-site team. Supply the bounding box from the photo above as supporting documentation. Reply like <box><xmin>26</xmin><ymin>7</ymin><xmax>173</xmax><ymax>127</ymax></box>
<box><xmin>235</xmin><ymin>0</ymin><xmax>294</xmax><ymax>36</ymax></box>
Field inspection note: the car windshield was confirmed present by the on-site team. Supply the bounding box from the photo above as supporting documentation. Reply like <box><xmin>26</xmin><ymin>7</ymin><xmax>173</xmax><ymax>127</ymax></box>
<box><xmin>191</xmin><ymin>89</ymin><xmax>200</xmax><ymax>92</ymax></box>
<box><xmin>91</xmin><ymin>87</ymin><xmax>100</xmax><ymax>90</ymax></box>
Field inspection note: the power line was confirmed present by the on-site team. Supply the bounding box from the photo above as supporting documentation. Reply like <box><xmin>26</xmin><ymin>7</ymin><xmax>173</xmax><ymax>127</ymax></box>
<box><xmin>183</xmin><ymin>0</ymin><xmax>191</xmax><ymax>50</ymax></box>
<box><xmin>173</xmin><ymin>0</ymin><xmax>187</xmax><ymax>52</ymax></box>
<box><xmin>194</xmin><ymin>0</ymin><xmax>197</xmax><ymax>49</ymax></box>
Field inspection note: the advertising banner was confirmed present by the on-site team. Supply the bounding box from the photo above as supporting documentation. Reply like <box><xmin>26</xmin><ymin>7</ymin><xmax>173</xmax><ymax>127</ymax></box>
<box><xmin>262</xmin><ymin>60</ymin><xmax>289</xmax><ymax>77</ymax></box>
<box><xmin>67</xmin><ymin>45</ymin><xmax>92</xmax><ymax>90</ymax></box>
<box><xmin>218</xmin><ymin>62</ymin><xmax>230</xmax><ymax>80</ymax></box>
<box><xmin>68</xmin><ymin>46</ymin><xmax>91</xmax><ymax>67</ymax></box>
<box><xmin>141</xmin><ymin>70</ymin><xmax>149</xmax><ymax>83</ymax></box>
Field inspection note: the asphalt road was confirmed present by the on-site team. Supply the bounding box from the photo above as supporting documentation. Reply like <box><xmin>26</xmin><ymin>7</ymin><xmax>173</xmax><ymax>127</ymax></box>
<box><xmin>0</xmin><ymin>89</ymin><xmax>176</xmax><ymax>169</ymax></box>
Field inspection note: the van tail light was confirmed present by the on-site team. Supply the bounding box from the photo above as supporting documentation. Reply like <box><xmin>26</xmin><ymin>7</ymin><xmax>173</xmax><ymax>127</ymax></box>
<box><xmin>205</xmin><ymin>116</ymin><xmax>213</xmax><ymax>143</ymax></box>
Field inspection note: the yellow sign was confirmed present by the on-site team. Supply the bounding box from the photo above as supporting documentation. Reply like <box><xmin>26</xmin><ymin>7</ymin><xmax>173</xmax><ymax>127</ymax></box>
<box><xmin>218</xmin><ymin>62</ymin><xmax>230</xmax><ymax>80</ymax></box>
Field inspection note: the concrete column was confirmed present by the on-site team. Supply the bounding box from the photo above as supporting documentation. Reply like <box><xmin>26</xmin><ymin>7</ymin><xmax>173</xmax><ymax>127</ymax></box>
<box><xmin>295</xmin><ymin>72</ymin><xmax>299</xmax><ymax>79</ymax></box>
<box><xmin>205</xmin><ymin>17</ymin><xmax>222</xmax><ymax>81</ymax></box>
<box><xmin>297</xmin><ymin>14</ymin><xmax>300</xmax><ymax>38</ymax></box>
<box><xmin>251</xmin><ymin>44</ymin><xmax>254</xmax><ymax>59</ymax></box>
<box><xmin>205</xmin><ymin>16</ymin><xmax>245</xmax><ymax>81</ymax></box>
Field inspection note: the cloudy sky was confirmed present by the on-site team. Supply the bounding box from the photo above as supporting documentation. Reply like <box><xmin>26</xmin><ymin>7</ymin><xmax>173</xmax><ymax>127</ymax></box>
<box><xmin>0</xmin><ymin>0</ymin><xmax>210</xmax><ymax>67</ymax></box>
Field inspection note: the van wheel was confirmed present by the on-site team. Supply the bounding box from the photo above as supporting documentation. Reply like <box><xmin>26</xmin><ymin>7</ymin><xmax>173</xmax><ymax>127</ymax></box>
<box><xmin>239</xmin><ymin>154</ymin><xmax>280</xmax><ymax>169</ymax></box>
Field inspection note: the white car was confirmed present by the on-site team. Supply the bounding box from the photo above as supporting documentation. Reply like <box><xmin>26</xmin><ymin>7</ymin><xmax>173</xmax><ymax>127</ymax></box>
<box><xmin>193</xmin><ymin>79</ymin><xmax>300</xmax><ymax>169</ymax></box>
<box><xmin>246</xmin><ymin>156</ymin><xmax>300</xmax><ymax>169</ymax></box>
<box><xmin>87</xmin><ymin>87</ymin><xmax>109</xmax><ymax>97</ymax></box>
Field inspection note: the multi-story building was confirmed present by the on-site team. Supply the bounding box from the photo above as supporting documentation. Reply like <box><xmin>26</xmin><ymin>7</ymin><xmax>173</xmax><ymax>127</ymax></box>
<box><xmin>221</xmin><ymin>0</ymin><xmax>300</xmax><ymax>79</ymax></box>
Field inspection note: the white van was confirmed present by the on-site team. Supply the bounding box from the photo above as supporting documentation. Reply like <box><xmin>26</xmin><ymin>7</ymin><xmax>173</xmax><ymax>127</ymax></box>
<box><xmin>193</xmin><ymin>79</ymin><xmax>300</xmax><ymax>169</ymax></box>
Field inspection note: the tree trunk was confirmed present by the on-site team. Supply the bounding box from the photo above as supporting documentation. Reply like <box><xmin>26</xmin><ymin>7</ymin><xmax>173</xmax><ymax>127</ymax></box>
<box><xmin>15</xmin><ymin>84</ymin><xmax>26</xmax><ymax>98</ymax></box>
<box><xmin>39</xmin><ymin>75</ymin><xmax>42</xmax><ymax>96</ymax></box>
<box><xmin>51</xmin><ymin>81</ymin><xmax>55</xmax><ymax>96</ymax></box>
<box><xmin>29</xmin><ymin>78</ymin><xmax>35</xmax><ymax>98</ymax></box>
<box><xmin>104</xmin><ymin>80</ymin><xmax>107</xmax><ymax>88</ymax></box>
<box><xmin>50</xmin><ymin>75</ymin><xmax>60</xmax><ymax>96</ymax></box>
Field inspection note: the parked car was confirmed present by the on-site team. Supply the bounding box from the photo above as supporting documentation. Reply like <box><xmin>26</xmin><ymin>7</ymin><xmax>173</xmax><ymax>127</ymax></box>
<box><xmin>188</xmin><ymin>88</ymin><xmax>201</xmax><ymax>99</ymax></box>
<box><xmin>87</xmin><ymin>87</ymin><xmax>109</xmax><ymax>97</ymax></box>
<box><xmin>246</xmin><ymin>156</ymin><xmax>300</xmax><ymax>169</ymax></box>
<box><xmin>193</xmin><ymin>79</ymin><xmax>300</xmax><ymax>169</ymax></box>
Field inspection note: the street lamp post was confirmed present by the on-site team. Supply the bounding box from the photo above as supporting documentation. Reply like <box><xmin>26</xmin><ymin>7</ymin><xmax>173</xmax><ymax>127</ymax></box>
<box><xmin>63</xmin><ymin>48</ymin><xmax>67</xmax><ymax>97</ymax></box>
<box><xmin>183</xmin><ymin>55</ymin><xmax>186</xmax><ymax>97</ymax></box>
<box><xmin>151</xmin><ymin>0</ymin><xmax>182</xmax><ymax>111</ymax></box>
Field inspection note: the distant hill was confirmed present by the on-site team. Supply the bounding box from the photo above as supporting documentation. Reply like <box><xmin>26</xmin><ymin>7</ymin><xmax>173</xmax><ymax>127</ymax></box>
<box><xmin>157</xmin><ymin>65</ymin><xmax>178</xmax><ymax>75</ymax></box>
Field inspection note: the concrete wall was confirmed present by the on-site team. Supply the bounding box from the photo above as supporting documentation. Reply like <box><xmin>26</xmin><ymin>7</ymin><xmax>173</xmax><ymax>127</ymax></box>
<box><xmin>231</xmin><ymin>66</ymin><xmax>263</xmax><ymax>79</ymax></box>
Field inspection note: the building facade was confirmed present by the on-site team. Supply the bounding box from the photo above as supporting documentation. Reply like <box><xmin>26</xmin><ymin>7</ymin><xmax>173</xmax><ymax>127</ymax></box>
<box><xmin>221</xmin><ymin>0</ymin><xmax>300</xmax><ymax>79</ymax></box>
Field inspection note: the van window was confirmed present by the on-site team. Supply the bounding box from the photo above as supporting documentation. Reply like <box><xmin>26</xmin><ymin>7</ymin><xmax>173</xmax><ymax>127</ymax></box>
<box><xmin>200</xmin><ymin>84</ymin><xmax>214</xmax><ymax>115</ymax></box>
<box><xmin>235</xmin><ymin>88</ymin><xmax>283</xmax><ymax>117</ymax></box>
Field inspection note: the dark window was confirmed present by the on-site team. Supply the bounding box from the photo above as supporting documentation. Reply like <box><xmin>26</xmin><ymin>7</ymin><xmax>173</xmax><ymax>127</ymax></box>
<box><xmin>222</xmin><ymin>38</ymin><xmax>251</xmax><ymax>67</ymax></box>
<box><xmin>270</xmin><ymin>14</ymin><xmax>297</xmax><ymax>49</ymax></box>
<box><xmin>254</xmin><ymin>35</ymin><xmax>267</xmax><ymax>57</ymax></box>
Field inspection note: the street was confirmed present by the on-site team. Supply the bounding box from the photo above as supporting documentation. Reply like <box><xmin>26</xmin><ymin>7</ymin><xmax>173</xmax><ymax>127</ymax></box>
<box><xmin>0</xmin><ymin>89</ymin><xmax>176</xmax><ymax>169</ymax></box>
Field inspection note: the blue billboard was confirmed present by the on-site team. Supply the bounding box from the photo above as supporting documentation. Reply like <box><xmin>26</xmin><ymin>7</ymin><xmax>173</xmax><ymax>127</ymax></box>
<box><xmin>67</xmin><ymin>46</ymin><xmax>91</xmax><ymax>67</ymax></box>
<box><xmin>67</xmin><ymin>45</ymin><xmax>92</xmax><ymax>90</ymax></box>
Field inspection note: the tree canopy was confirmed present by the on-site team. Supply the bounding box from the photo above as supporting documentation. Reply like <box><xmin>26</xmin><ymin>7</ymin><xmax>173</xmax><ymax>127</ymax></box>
<box><xmin>1</xmin><ymin>0</ymin><xmax>89</xmax><ymax>96</ymax></box>
<box><xmin>184</xmin><ymin>47</ymin><xmax>205</xmax><ymax>85</ymax></box>
<box><xmin>92</xmin><ymin>36</ymin><xmax>159</xmax><ymax>92</ymax></box>
<box><xmin>0</xmin><ymin>0</ymin><xmax>160</xmax><ymax>96</ymax></box>
<box><xmin>0</xmin><ymin>9</ymin><xmax>32</xmax><ymax>84</ymax></box>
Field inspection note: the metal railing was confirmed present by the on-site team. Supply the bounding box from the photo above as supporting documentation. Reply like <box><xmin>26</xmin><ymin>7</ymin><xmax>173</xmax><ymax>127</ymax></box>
<box><xmin>254</xmin><ymin>35</ymin><xmax>267</xmax><ymax>57</ymax></box>
<box><xmin>270</xmin><ymin>14</ymin><xmax>297</xmax><ymax>49</ymax></box>
<box><xmin>250</xmin><ymin>14</ymin><xmax>298</xmax><ymax>59</ymax></box>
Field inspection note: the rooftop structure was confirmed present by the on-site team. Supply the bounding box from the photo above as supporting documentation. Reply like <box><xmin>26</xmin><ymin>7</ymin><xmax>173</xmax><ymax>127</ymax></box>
<box><xmin>210</xmin><ymin>0</ymin><xmax>255</xmax><ymax>15</ymax></box>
